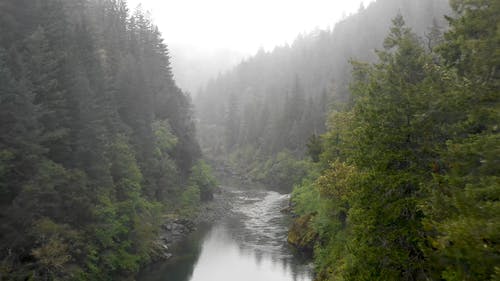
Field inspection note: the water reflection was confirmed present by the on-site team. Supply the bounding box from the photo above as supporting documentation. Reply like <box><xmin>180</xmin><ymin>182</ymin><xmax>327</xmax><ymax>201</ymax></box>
<box><xmin>137</xmin><ymin>225</ymin><xmax>207</xmax><ymax>281</ymax></box>
<box><xmin>138</xmin><ymin>188</ymin><xmax>312</xmax><ymax>281</ymax></box>
<box><xmin>189</xmin><ymin>222</ymin><xmax>311</xmax><ymax>281</ymax></box>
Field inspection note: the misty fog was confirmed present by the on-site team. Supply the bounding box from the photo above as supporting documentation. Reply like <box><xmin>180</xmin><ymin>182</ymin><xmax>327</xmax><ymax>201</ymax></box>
<box><xmin>1</xmin><ymin>1</ymin><xmax>497</xmax><ymax>281</ymax></box>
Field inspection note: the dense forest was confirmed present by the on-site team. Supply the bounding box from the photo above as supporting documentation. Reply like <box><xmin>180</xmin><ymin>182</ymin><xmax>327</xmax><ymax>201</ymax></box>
<box><xmin>196</xmin><ymin>0</ymin><xmax>499</xmax><ymax>280</ymax></box>
<box><xmin>1</xmin><ymin>0</ymin><xmax>498</xmax><ymax>280</ymax></box>
<box><xmin>195</xmin><ymin>0</ymin><xmax>451</xmax><ymax>189</ymax></box>
<box><xmin>0</xmin><ymin>0</ymin><xmax>216</xmax><ymax>279</ymax></box>
<box><xmin>292</xmin><ymin>2</ymin><xmax>499</xmax><ymax>281</ymax></box>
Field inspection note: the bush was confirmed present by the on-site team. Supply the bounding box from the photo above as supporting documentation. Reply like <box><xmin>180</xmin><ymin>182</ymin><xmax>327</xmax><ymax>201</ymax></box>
<box><xmin>252</xmin><ymin>150</ymin><xmax>311</xmax><ymax>190</ymax></box>
<box><xmin>189</xmin><ymin>160</ymin><xmax>218</xmax><ymax>201</ymax></box>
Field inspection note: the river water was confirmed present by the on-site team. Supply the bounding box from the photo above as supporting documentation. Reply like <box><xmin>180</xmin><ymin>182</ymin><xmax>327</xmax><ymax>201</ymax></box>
<box><xmin>138</xmin><ymin>186</ymin><xmax>313</xmax><ymax>281</ymax></box>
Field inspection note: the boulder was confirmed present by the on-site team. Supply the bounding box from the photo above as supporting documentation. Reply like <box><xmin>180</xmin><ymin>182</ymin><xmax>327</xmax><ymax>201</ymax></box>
<box><xmin>287</xmin><ymin>213</ymin><xmax>318</xmax><ymax>256</ymax></box>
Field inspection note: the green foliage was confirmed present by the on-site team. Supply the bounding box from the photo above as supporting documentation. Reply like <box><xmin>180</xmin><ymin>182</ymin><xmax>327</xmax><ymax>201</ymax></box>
<box><xmin>148</xmin><ymin>120</ymin><xmax>180</xmax><ymax>202</ymax></box>
<box><xmin>226</xmin><ymin>144</ymin><xmax>262</xmax><ymax>175</ymax></box>
<box><xmin>319</xmin><ymin>110</ymin><xmax>355</xmax><ymax>167</ymax></box>
<box><xmin>291</xmin><ymin>161</ymin><xmax>358</xmax><ymax>281</ymax></box>
<box><xmin>189</xmin><ymin>160</ymin><xmax>218</xmax><ymax>202</ymax></box>
<box><xmin>306</xmin><ymin>134</ymin><xmax>323</xmax><ymax>162</ymax></box>
<box><xmin>179</xmin><ymin>185</ymin><xmax>201</xmax><ymax>218</ymax></box>
<box><xmin>0</xmin><ymin>0</ymin><xmax>203</xmax><ymax>280</ymax></box>
<box><xmin>153</xmin><ymin>120</ymin><xmax>178</xmax><ymax>154</ymax></box>
<box><xmin>109</xmin><ymin>136</ymin><xmax>143</xmax><ymax>200</ymax></box>
<box><xmin>178</xmin><ymin>160</ymin><xmax>219</xmax><ymax>217</ymax></box>
<box><xmin>220</xmin><ymin>145</ymin><xmax>311</xmax><ymax>191</ymax></box>
<box><xmin>30</xmin><ymin>218</ymin><xmax>83</xmax><ymax>280</ymax></box>
<box><xmin>291</xmin><ymin>171</ymin><xmax>322</xmax><ymax>216</ymax></box>
<box><xmin>253</xmin><ymin>150</ymin><xmax>311</xmax><ymax>190</ymax></box>
<box><xmin>287</xmin><ymin>213</ymin><xmax>318</xmax><ymax>255</ymax></box>
<box><xmin>196</xmin><ymin>0</ymin><xmax>450</xmax><ymax>166</ymax></box>
<box><xmin>421</xmin><ymin>1</ymin><xmax>500</xmax><ymax>279</ymax></box>
<box><xmin>292</xmin><ymin>8</ymin><xmax>499</xmax><ymax>280</ymax></box>
<box><xmin>337</xmin><ymin>15</ymin><xmax>443</xmax><ymax>280</ymax></box>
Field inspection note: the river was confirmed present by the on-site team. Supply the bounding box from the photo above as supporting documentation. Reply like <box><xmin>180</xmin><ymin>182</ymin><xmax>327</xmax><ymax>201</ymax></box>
<box><xmin>138</xmin><ymin>185</ymin><xmax>313</xmax><ymax>281</ymax></box>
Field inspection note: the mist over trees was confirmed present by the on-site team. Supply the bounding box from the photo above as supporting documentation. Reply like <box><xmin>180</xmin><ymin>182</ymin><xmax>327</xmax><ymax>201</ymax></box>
<box><xmin>0</xmin><ymin>0</ymin><xmax>498</xmax><ymax>280</ymax></box>
<box><xmin>170</xmin><ymin>44</ymin><xmax>245</xmax><ymax>94</ymax></box>
<box><xmin>195</xmin><ymin>0</ymin><xmax>451</xmax><ymax>186</ymax></box>
<box><xmin>195</xmin><ymin>0</ymin><xmax>499</xmax><ymax>279</ymax></box>
<box><xmin>0</xmin><ymin>0</ymin><xmax>214</xmax><ymax>279</ymax></box>
<box><xmin>290</xmin><ymin>1</ymin><xmax>499</xmax><ymax>281</ymax></box>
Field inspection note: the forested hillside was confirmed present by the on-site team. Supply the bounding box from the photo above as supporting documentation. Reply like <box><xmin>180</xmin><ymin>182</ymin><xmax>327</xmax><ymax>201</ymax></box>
<box><xmin>194</xmin><ymin>0</ymin><xmax>499</xmax><ymax>279</ymax></box>
<box><xmin>0</xmin><ymin>0</ymin><xmax>214</xmax><ymax>279</ymax></box>
<box><xmin>290</xmin><ymin>0</ymin><xmax>499</xmax><ymax>280</ymax></box>
<box><xmin>195</xmin><ymin>0</ymin><xmax>451</xmax><ymax>188</ymax></box>
<box><xmin>1</xmin><ymin>0</ymin><xmax>498</xmax><ymax>280</ymax></box>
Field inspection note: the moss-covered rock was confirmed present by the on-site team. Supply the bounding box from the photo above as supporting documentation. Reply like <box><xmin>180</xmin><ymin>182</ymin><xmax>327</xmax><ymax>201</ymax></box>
<box><xmin>287</xmin><ymin>213</ymin><xmax>318</xmax><ymax>256</ymax></box>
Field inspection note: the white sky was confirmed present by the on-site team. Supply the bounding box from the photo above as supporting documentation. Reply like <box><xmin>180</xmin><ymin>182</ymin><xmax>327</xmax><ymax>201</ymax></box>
<box><xmin>127</xmin><ymin>0</ymin><xmax>375</xmax><ymax>54</ymax></box>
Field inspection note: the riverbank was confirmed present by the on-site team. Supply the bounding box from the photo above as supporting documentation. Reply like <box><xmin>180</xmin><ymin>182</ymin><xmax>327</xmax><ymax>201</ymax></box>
<box><xmin>138</xmin><ymin>185</ymin><xmax>313</xmax><ymax>281</ymax></box>
<box><xmin>152</xmin><ymin>186</ymin><xmax>236</xmax><ymax>261</ymax></box>
<box><xmin>193</xmin><ymin>186</ymin><xmax>235</xmax><ymax>224</ymax></box>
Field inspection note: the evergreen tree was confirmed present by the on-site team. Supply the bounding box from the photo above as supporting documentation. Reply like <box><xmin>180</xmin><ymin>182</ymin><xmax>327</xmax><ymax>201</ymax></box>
<box><xmin>0</xmin><ymin>1</ymin><xmax>208</xmax><ymax>279</ymax></box>
<box><xmin>423</xmin><ymin>1</ymin><xmax>500</xmax><ymax>279</ymax></box>
<box><xmin>345</xmin><ymin>15</ymin><xmax>442</xmax><ymax>280</ymax></box>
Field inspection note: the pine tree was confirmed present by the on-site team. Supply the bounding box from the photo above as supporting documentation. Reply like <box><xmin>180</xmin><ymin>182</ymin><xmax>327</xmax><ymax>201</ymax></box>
<box><xmin>0</xmin><ymin>48</ymin><xmax>43</xmax><ymax>261</ymax></box>
<box><xmin>0</xmin><ymin>1</ymin><xmax>206</xmax><ymax>278</ymax></box>
<box><xmin>225</xmin><ymin>92</ymin><xmax>240</xmax><ymax>151</ymax></box>
<box><xmin>423</xmin><ymin>1</ymin><xmax>500</xmax><ymax>279</ymax></box>
<box><xmin>0</xmin><ymin>48</ymin><xmax>41</xmax><ymax>206</ymax></box>
<box><xmin>346</xmin><ymin>15</ymin><xmax>445</xmax><ymax>280</ymax></box>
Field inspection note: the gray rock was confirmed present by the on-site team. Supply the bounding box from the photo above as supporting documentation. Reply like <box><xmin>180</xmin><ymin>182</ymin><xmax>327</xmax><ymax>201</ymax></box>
<box><xmin>154</xmin><ymin>186</ymin><xmax>237</xmax><ymax>261</ymax></box>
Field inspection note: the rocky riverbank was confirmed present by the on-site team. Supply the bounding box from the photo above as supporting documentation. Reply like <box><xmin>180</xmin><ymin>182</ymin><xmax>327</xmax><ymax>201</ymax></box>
<box><xmin>287</xmin><ymin>213</ymin><xmax>318</xmax><ymax>257</ymax></box>
<box><xmin>152</xmin><ymin>186</ymin><xmax>236</xmax><ymax>261</ymax></box>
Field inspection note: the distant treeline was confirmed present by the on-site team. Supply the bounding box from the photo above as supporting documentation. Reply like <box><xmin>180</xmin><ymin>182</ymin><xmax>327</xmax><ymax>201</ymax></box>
<box><xmin>0</xmin><ymin>0</ymin><xmax>214</xmax><ymax>279</ymax></box>
<box><xmin>196</xmin><ymin>0</ymin><xmax>450</xmax><ymax>159</ymax></box>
